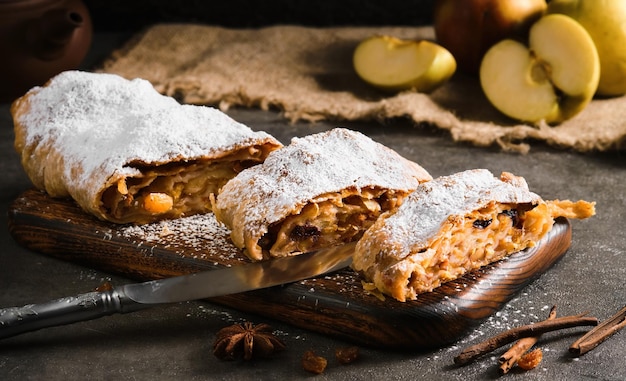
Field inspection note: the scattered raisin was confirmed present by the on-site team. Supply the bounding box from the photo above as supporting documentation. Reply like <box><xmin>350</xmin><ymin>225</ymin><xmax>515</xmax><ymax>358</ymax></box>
<box><xmin>517</xmin><ymin>348</ymin><xmax>543</xmax><ymax>371</ymax></box>
<box><xmin>335</xmin><ymin>346</ymin><xmax>360</xmax><ymax>364</ymax></box>
<box><xmin>302</xmin><ymin>350</ymin><xmax>327</xmax><ymax>374</ymax></box>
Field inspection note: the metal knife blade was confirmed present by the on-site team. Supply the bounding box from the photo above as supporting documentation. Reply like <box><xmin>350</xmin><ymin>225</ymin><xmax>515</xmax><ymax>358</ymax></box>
<box><xmin>0</xmin><ymin>242</ymin><xmax>355</xmax><ymax>340</ymax></box>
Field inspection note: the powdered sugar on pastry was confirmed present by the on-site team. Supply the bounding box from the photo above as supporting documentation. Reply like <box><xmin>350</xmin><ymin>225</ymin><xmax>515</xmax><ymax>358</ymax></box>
<box><xmin>12</xmin><ymin>71</ymin><xmax>281</xmax><ymax>223</ymax></box>
<box><xmin>214</xmin><ymin>128</ymin><xmax>432</xmax><ymax>260</ymax></box>
<box><xmin>352</xmin><ymin>169</ymin><xmax>595</xmax><ymax>302</ymax></box>
<box><xmin>366</xmin><ymin>169</ymin><xmax>541</xmax><ymax>259</ymax></box>
<box><xmin>14</xmin><ymin>71</ymin><xmax>278</xmax><ymax>195</ymax></box>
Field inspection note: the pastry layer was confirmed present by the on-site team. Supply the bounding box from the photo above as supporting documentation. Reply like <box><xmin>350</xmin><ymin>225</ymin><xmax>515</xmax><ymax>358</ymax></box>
<box><xmin>352</xmin><ymin>169</ymin><xmax>595</xmax><ymax>302</ymax></box>
<box><xmin>12</xmin><ymin>71</ymin><xmax>282</xmax><ymax>224</ymax></box>
<box><xmin>213</xmin><ymin>128</ymin><xmax>432</xmax><ymax>261</ymax></box>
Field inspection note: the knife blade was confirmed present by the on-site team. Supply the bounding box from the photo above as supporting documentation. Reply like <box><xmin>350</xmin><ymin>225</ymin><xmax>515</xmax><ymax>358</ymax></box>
<box><xmin>0</xmin><ymin>242</ymin><xmax>355</xmax><ymax>340</ymax></box>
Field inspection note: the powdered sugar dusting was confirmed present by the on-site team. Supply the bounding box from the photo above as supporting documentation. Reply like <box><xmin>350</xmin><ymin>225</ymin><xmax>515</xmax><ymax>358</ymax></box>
<box><xmin>358</xmin><ymin>169</ymin><xmax>542</xmax><ymax>259</ymax></box>
<box><xmin>15</xmin><ymin>70</ymin><xmax>279</xmax><ymax>202</ymax></box>
<box><xmin>118</xmin><ymin>213</ymin><xmax>244</xmax><ymax>263</ymax></box>
<box><xmin>216</xmin><ymin>127</ymin><xmax>431</xmax><ymax>243</ymax></box>
<box><xmin>445</xmin><ymin>293</ymin><xmax>552</xmax><ymax>354</ymax></box>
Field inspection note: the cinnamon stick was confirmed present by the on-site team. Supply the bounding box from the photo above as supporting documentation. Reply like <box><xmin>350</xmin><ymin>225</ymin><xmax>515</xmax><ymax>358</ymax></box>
<box><xmin>454</xmin><ymin>313</ymin><xmax>598</xmax><ymax>365</ymax></box>
<box><xmin>498</xmin><ymin>305</ymin><xmax>557</xmax><ymax>374</ymax></box>
<box><xmin>569</xmin><ymin>305</ymin><xmax>626</xmax><ymax>356</ymax></box>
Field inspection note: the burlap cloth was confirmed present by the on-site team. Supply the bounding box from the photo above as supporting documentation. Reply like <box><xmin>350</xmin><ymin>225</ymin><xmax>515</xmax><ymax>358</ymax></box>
<box><xmin>100</xmin><ymin>24</ymin><xmax>626</xmax><ymax>153</ymax></box>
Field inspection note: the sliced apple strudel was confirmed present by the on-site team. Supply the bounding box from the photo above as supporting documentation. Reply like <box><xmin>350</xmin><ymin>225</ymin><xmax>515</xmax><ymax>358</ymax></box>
<box><xmin>352</xmin><ymin>169</ymin><xmax>596</xmax><ymax>302</ymax></box>
<box><xmin>12</xmin><ymin>71</ymin><xmax>282</xmax><ymax>224</ymax></box>
<box><xmin>213</xmin><ymin>128</ymin><xmax>432</xmax><ymax>261</ymax></box>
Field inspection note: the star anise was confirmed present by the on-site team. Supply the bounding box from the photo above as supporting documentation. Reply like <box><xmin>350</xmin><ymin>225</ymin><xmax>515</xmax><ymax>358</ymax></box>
<box><xmin>213</xmin><ymin>321</ymin><xmax>286</xmax><ymax>361</ymax></box>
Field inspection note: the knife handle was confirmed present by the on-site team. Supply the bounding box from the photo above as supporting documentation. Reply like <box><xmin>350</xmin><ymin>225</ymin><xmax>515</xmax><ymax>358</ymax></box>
<box><xmin>0</xmin><ymin>288</ymin><xmax>148</xmax><ymax>340</ymax></box>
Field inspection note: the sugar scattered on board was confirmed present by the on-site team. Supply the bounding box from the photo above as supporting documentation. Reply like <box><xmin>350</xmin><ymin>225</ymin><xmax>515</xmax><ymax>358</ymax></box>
<box><xmin>117</xmin><ymin>213</ymin><xmax>244</xmax><ymax>263</ymax></box>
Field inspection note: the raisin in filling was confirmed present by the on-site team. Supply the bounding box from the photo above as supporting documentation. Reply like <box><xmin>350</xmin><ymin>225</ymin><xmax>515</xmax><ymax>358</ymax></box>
<box><xmin>473</xmin><ymin>219</ymin><xmax>493</xmax><ymax>229</ymax></box>
<box><xmin>290</xmin><ymin>224</ymin><xmax>321</xmax><ymax>241</ymax></box>
<box><xmin>500</xmin><ymin>209</ymin><xmax>520</xmax><ymax>227</ymax></box>
<box><xmin>257</xmin><ymin>188</ymin><xmax>407</xmax><ymax>258</ymax></box>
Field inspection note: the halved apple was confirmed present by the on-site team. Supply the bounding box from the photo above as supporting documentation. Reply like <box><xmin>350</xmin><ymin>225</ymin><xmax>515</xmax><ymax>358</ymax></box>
<box><xmin>548</xmin><ymin>0</ymin><xmax>626</xmax><ymax>96</ymax></box>
<box><xmin>479</xmin><ymin>14</ymin><xmax>599</xmax><ymax>124</ymax></box>
<box><xmin>353</xmin><ymin>36</ymin><xmax>456</xmax><ymax>93</ymax></box>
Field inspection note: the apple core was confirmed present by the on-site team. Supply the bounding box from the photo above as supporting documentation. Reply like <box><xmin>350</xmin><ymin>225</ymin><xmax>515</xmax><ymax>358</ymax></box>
<box><xmin>530</xmin><ymin>60</ymin><xmax>550</xmax><ymax>85</ymax></box>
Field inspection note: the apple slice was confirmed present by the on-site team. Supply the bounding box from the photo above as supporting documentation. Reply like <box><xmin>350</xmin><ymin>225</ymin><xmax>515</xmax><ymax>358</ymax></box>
<box><xmin>479</xmin><ymin>14</ymin><xmax>600</xmax><ymax>124</ymax></box>
<box><xmin>353</xmin><ymin>36</ymin><xmax>456</xmax><ymax>93</ymax></box>
<box><xmin>548</xmin><ymin>0</ymin><xmax>626</xmax><ymax>96</ymax></box>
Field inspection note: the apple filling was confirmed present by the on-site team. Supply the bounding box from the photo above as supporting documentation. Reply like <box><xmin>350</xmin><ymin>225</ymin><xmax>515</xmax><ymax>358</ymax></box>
<box><xmin>365</xmin><ymin>199</ymin><xmax>594</xmax><ymax>302</ymax></box>
<box><xmin>256</xmin><ymin>187</ymin><xmax>406</xmax><ymax>259</ymax></box>
<box><xmin>385</xmin><ymin>202</ymin><xmax>544</xmax><ymax>298</ymax></box>
<box><xmin>101</xmin><ymin>146</ymin><xmax>272</xmax><ymax>224</ymax></box>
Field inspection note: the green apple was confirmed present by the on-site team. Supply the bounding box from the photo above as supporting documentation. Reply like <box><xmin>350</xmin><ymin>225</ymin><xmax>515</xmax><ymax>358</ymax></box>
<box><xmin>479</xmin><ymin>14</ymin><xmax>600</xmax><ymax>124</ymax></box>
<box><xmin>353</xmin><ymin>36</ymin><xmax>456</xmax><ymax>93</ymax></box>
<box><xmin>433</xmin><ymin>0</ymin><xmax>547</xmax><ymax>75</ymax></box>
<box><xmin>548</xmin><ymin>0</ymin><xmax>626</xmax><ymax>96</ymax></box>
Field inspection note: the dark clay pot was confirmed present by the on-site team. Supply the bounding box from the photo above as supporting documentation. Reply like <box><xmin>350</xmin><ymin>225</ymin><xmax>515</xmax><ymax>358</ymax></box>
<box><xmin>0</xmin><ymin>0</ymin><xmax>93</xmax><ymax>103</ymax></box>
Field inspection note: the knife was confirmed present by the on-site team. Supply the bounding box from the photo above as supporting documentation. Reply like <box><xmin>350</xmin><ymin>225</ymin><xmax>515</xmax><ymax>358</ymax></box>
<box><xmin>0</xmin><ymin>242</ymin><xmax>355</xmax><ymax>340</ymax></box>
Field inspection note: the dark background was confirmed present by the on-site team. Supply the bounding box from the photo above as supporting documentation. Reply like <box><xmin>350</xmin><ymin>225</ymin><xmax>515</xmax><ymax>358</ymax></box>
<box><xmin>84</xmin><ymin>0</ymin><xmax>437</xmax><ymax>32</ymax></box>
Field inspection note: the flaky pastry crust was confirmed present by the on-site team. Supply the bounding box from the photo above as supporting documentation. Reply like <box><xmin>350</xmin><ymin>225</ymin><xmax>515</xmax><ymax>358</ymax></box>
<box><xmin>213</xmin><ymin>128</ymin><xmax>432</xmax><ymax>261</ymax></box>
<box><xmin>352</xmin><ymin>169</ymin><xmax>596</xmax><ymax>302</ymax></box>
<box><xmin>12</xmin><ymin>71</ymin><xmax>282</xmax><ymax>224</ymax></box>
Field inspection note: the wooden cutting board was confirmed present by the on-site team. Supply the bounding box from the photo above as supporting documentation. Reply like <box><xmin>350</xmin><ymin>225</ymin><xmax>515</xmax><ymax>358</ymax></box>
<box><xmin>7</xmin><ymin>189</ymin><xmax>572</xmax><ymax>350</ymax></box>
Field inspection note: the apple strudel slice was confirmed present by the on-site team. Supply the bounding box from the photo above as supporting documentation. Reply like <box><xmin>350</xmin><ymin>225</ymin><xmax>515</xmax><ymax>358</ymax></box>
<box><xmin>12</xmin><ymin>71</ymin><xmax>282</xmax><ymax>224</ymax></box>
<box><xmin>352</xmin><ymin>169</ymin><xmax>596</xmax><ymax>302</ymax></box>
<box><xmin>213</xmin><ymin>128</ymin><xmax>432</xmax><ymax>261</ymax></box>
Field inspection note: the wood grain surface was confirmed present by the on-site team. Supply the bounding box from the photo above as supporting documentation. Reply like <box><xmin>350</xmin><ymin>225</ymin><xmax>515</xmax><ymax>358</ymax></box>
<box><xmin>7</xmin><ymin>189</ymin><xmax>572</xmax><ymax>350</ymax></box>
